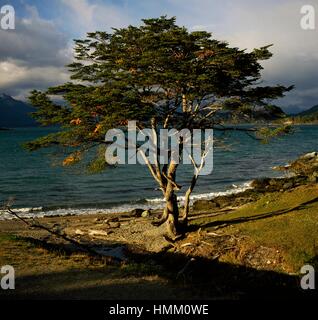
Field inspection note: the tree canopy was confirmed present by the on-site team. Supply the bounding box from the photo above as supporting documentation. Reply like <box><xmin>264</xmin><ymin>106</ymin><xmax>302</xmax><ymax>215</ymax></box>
<box><xmin>26</xmin><ymin>16</ymin><xmax>293</xmax><ymax>237</ymax></box>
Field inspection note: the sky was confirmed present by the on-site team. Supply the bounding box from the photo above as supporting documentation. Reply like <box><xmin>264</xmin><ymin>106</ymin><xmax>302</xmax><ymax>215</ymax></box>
<box><xmin>0</xmin><ymin>0</ymin><xmax>317</xmax><ymax>113</ymax></box>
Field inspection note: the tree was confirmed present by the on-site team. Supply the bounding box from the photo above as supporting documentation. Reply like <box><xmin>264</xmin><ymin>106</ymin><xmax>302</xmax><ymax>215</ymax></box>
<box><xmin>26</xmin><ymin>16</ymin><xmax>293</xmax><ymax>239</ymax></box>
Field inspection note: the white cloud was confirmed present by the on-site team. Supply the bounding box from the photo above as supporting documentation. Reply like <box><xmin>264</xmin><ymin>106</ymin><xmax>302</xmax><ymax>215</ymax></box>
<box><xmin>166</xmin><ymin>0</ymin><xmax>318</xmax><ymax>110</ymax></box>
<box><xmin>0</xmin><ymin>0</ymin><xmax>131</xmax><ymax>100</ymax></box>
<box><xmin>60</xmin><ymin>0</ymin><xmax>132</xmax><ymax>34</ymax></box>
<box><xmin>0</xmin><ymin>5</ymin><xmax>72</xmax><ymax>99</ymax></box>
<box><xmin>0</xmin><ymin>5</ymin><xmax>72</xmax><ymax>67</ymax></box>
<box><xmin>224</xmin><ymin>0</ymin><xmax>318</xmax><ymax>110</ymax></box>
<box><xmin>1</xmin><ymin>0</ymin><xmax>318</xmax><ymax>110</ymax></box>
<box><xmin>0</xmin><ymin>59</ymin><xmax>69</xmax><ymax>99</ymax></box>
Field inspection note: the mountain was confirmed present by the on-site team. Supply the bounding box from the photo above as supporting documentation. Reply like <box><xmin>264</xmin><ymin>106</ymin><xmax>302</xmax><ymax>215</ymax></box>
<box><xmin>284</xmin><ymin>104</ymin><xmax>318</xmax><ymax>124</ymax></box>
<box><xmin>0</xmin><ymin>93</ymin><xmax>286</xmax><ymax>128</ymax></box>
<box><xmin>217</xmin><ymin>104</ymin><xmax>286</xmax><ymax>123</ymax></box>
<box><xmin>296</xmin><ymin>104</ymin><xmax>318</xmax><ymax>117</ymax></box>
<box><xmin>256</xmin><ymin>105</ymin><xmax>286</xmax><ymax>120</ymax></box>
<box><xmin>0</xmin><ymin>94</ymin><xmax>37</xmax><ymax>128</ymax></box>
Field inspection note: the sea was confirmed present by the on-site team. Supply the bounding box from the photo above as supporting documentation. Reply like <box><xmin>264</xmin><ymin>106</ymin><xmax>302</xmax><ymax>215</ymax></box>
<box><xmin>0</xmin><ymin>125</ymin><xmax>317</xmax><ymax>219</ymax></box>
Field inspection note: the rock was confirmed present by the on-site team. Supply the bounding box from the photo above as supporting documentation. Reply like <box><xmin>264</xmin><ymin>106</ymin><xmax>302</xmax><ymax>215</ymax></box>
<box><xmin>141</xmin><ymin>210</ymin><xmax>150</xmax><ymax>218</ymax></box>
<box><xmin>130</xmin><ymin>208</ymin><xmax>144</xmax><ymax>217</ymax></box>
<box><xmin>269</xmin><ymin>179</ymin><xmax>277</xmax><ymax>186</ymax></box>
<box><xmin>214</xmin><ymin>196</ymin><xmax>235</xmax><ymax>208</ymax></box>
<box><xmin>287</xmin><ymin>152</ymin><xmax>318</xmax><ymax>178</ymax></box>
<box><xmin>108</xmin><ymin>221</ymin><xmax>121</xmax><ymax>228</ymax></box>
<box><xmin>300</xmin><ymin>152</ymin><xmax>318</xmax><ymax>160</ymax></box>
<box><xmin>88</xmin><ymin>229</ymin><xmax>109</xmax><ymax>237</ymax></box>
<box><xmin>272</xmin><ymin>164</ymin><xmax>290</xmax><ymax>171</ymax></box>
<box><xmin>308</xmin><ymin>175</ymin><xmax>317</xmax><ymax>183</ymax></box>
<box><xmin>294</xmin><ymin>176</ymin><xmax>306</xmax><ymax>183</ymax></box>
<box><xmin>193</xmin><ymin>200</ymin><xmax>219</xmax><ymax>211</ymax></box>
<box><xmin>75</xmin><ymin>229</ymin><xmax>85</xmax><ymax>235</ymax></box>
<box><xmin>52</xmin><ymin>224</ymin><xmax>62</xmax><ymax>233</ymax></box>
<box><xmin>250</xmin><ymin>178</ymin><xmax>271</xmax><ymax>191</ymax></box>
<box><xmin>283</xmin><ymin>182</ymin><xmax>293</xmax><ymax>190</ymax></box>
<box><xmin>235</xmin><ymin>197</ymin><xmax>254</xmax><ymax>205</ymax></box>
<box><xmin>104</xmin><ymin>217</ymin><xmax>119</xmax><ymax>224</ymax></box>
<box><xmin>94</xmin><ymin>217</ymin><xmax>102</xmax><ymax>222</ymax></box>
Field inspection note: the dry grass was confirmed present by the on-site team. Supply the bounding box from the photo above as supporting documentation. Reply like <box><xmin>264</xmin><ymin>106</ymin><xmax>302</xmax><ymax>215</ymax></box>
<box><xmin>0</xmin><ymin>234</ymin><xmax>186</xmax><ymax>300</ymax></box>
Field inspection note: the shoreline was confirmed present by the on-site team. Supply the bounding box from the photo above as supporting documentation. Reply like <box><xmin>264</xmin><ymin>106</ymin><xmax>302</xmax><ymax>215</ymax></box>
<box><xmin>0</xmin><ymin>170</ymin><xmax>309</xmax><ymax>222</ymax></box>
<box><xmin>0</xmin><ymin>181</ymin><xmax>254</xmax><ymax>221</ymax></box>
<box><xmin>1</xmin><ymin>173</ymin><xmax>311</xmax><ymax>226</ymax></box>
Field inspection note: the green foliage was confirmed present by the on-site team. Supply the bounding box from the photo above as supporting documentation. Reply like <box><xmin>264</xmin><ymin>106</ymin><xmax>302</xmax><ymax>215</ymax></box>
<box><xmin>26</xmin><ymin>16</ymin><xmax>293</xmax><ymax>169</ymax></box>
<box><xmin>289</xmin><ymin>115</ymin><xmax>318</xmax><ymax>124</ymax></box>
<box><xmin>86</xmin><ymin>146</ymin><xmax>109</xmax><ymax>174</ymax></box>
<box><xmin>257</xmin><ymin>125</ymin><xmax>293</xmax><ymax>143</ymax></box>
<box><xmin>264</xmin><ymin>105</ymin><xmax>286</xmax><ymax>118</ymax></box>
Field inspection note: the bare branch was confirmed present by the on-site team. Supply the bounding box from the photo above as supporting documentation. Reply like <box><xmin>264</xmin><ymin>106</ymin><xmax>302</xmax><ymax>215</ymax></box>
<box><xmin>181</xmin><ymin>138</ymin><xmax>213</xmax><ymax>222</ymax></box>
<box><xmin>3</xmin><ymin>206</ymin><xmax>99</xmax><ymax>256</ymax></box>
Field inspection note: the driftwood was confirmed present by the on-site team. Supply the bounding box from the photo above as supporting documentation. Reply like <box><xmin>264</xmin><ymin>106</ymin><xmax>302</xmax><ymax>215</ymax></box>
<box><xmin>0</xmin><ymin>201</ymin><xmax>117</xmax><ymax>258</ymax></box>
<box><xmin>4</xmin><ymin>207</ymin><xmax>100</xmax><ymax>256</ymax></box>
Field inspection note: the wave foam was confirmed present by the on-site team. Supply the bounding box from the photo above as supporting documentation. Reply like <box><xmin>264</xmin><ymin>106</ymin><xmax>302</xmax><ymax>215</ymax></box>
<box><xmin>0</xmin><ymin>181</ymin><xmax>252</xmax><ymax>220</ymax></box>
<box><xmin>146</xmin><ymin>181</ymin><xmax>253</xmax><ymax>204</ymax></box>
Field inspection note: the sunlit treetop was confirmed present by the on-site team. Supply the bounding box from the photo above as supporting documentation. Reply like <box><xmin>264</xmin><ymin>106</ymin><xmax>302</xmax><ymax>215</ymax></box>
<box><xmin>26</xmin><ymin>16</ymin><xmax>293</xmax><ymax>171</ymax></box>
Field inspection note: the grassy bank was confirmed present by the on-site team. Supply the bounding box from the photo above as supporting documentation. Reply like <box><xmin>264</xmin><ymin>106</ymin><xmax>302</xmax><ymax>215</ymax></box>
<box><xmin>191</xmin><ymin>184</ymin><xmax>318</xmax><ymax>273</ymax></box>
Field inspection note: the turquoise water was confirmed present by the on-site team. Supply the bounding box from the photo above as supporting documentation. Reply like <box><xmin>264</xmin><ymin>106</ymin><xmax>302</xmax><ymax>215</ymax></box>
<box><xmin>0</xmin><ymin>126</ymin><xmax>318</xmax><ymax>216</ymax></box>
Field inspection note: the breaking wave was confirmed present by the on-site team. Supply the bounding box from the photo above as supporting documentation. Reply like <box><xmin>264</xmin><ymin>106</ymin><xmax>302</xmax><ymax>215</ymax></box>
<box><xmin>0</xmin><ymin>181</ymin><xmax>252</xmax><ymax>220</ymax></box>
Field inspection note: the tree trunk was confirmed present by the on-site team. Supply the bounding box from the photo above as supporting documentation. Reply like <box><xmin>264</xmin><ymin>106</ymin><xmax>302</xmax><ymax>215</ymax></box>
<box><xmin>165</xmin><ymin>189</ymin><xmax>179</xmax><ymax>238</ymax></box>
<box><xmin>181</xmin><ymin>189</ymin><xmax>191</xmax><ymax>224</ymax></box>
<box><xmin>180</xmin><ymin>174</ymin><xmax>197</xmax><ymax>223</ymax></box>
<box><xmin>152</xmin><ymin>207</ymin><xmax>168</xmax><ymax>226</ymax></box>
<box><xmin>164</xmin><ymin>162</ymin><xmax>180</xmax><ymax>238</ymax></box>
